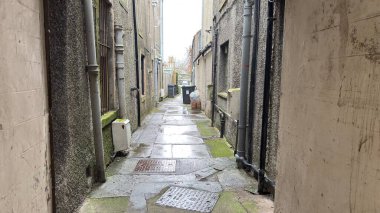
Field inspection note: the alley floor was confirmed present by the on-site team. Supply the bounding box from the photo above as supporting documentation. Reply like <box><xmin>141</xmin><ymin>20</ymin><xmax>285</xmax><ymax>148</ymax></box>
<box><xmin>79</xmin><ymin>96</ymin><xmax>274</xmax><ymax>213</ymax></box>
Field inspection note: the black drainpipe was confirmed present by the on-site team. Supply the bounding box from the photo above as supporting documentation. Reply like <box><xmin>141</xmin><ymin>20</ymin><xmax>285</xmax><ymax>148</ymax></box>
<box><xmin>132</xmin><ymin>0</ymin><xmax>141</xmax><ymax>127</ymax></box>
<box><xmin>211</xmin><ymin>17</ymin><xmax>218</xmax><ymax>127</ymax></box>
<box><xmin>235</xmin><ymin>0</ymin><xmax>276</xmax><ymax>196</ymax></box>
<box><xmin>258</xmin><ymin>0</ymin><xmax>275</xmax><ymax>194</ymax></box>
<box><xmin>246</xmin><ymin>0</ymin><xmax>261</xmax><ymax>164</ymax></box>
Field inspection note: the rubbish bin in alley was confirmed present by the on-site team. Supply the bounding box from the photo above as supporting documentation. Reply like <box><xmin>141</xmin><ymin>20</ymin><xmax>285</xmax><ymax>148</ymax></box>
<box><xmin>181</xmin><ymin>85</ymin><xmax>196</xmax><ymax>104</ymax></box>
<box><xmin>168</xmin><ymin>84</ymin><xmax>176</xmax><ymax>98</ymax></box>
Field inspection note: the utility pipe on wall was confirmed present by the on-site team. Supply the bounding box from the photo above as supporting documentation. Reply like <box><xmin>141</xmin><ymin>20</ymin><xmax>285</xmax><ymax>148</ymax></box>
<box><xmin>83</xmin><ymin>0</ymin><xmax>106</xmax><ymax>183</ymax></box>
<box><xmin>247</xmin><ymin>0</ymin><xmax>261</xmax><ymax>164</ymax></box>
<box><xmin>132</xmin><ymin>0</ymin><xmax>141</xmax><ymax>126</ymax></box>
<box><xmin>211</xmin><ymin>17</ymin><xmax>218</xmax><ymax>127</ymax></box>
<box><xmin>258</xmin><ymin>0</ymin><xmax>275</xmax><ymax>194</ymax></box>
<box><xmin>236</xmin><ymin>0</ymin><xmax>254</xmax><ymax>161</ymax></box>
<box><xmin>115</xmin><ymin>25</ymin><xmax>127</xmax><ymax>119</ymax></box>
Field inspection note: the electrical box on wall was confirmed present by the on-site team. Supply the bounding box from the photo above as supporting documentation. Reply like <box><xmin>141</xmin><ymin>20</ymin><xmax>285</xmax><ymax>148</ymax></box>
<box><xmin>112</xmin><ymin>119</ymin><xmax>131</xmax><ymax>152</ymax></box>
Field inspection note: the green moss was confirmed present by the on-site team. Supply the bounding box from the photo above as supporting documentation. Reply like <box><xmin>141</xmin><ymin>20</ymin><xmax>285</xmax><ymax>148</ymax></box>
<box><xmin>196</xmin><ymin>120</ymin><xmax>219</xmax><ymax>138</ymax></box>
<box><xmin>101</xmin><ymin>111</ymin><xmax>118</xmax><ymax>128</ymax></box>
<box><xmin>115</xmin><ymin>118</ymin><xmax>126</xmax><ymax>123</ymax></box>
<box><xmin>79</xmin><ymin>197</ymin><xmax>129</xmax><ymax>213</ymax></box>
<box><xmin>205</xmin><ymin>138</ymin><xmax>234</xmax><ymax>158</ymax></box>
<box><xmin>102</xmin><ymin>125</ymin><xmax>114</xmax><ymax>166</ymax></box>
<box><xmin>213</xmin><ymin>191</ymin><xmax>247</xmax><ymax>213</ymax></box>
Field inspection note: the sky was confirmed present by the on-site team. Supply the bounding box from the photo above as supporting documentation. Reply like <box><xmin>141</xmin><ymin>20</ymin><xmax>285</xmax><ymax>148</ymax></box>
<box><xmin>163</xmin><ymin>0</ymin><xmax>202</xmax><ymax>63</ymax></box>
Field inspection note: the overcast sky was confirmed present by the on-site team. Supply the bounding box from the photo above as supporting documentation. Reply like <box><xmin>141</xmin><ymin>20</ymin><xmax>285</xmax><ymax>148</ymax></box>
<box><xmin>163</xmin><ymin>0</ymin><xmax>202</xmax><ymax>62</ymax></box>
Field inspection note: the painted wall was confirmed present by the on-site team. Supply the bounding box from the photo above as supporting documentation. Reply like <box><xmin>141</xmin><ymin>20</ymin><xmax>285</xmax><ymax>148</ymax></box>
<box><xmin>0</xmin><ymin>0</ymin><xmax>52</xmax><ymax>212</ymax></box>
<box><xmin>275</xmin><ymin>0</ymin><xmax>380</xmax><ymax>212</ymax></box>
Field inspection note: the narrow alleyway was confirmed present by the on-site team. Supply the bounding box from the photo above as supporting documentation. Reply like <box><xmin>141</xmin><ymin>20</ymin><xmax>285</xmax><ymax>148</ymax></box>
<box><xmin>79</xmin><ymin>96</ymin><xmax>273</xmax><ymax>213</ymax></box>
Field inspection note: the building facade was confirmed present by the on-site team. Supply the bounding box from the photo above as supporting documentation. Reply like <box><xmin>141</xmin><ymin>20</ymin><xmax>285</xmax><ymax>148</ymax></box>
<box><xmin>1</xmin><ymin>0</ymin><xmax>163</xmax><ymax>212</ymax></box>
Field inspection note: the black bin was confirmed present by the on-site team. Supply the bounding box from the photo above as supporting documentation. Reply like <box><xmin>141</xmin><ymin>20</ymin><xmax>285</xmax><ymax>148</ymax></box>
<box><xmin>181</xmin><ymin>86</ymin><xmax>196</xmax><ymax>104</ymax></box>
<box><xmin>168</xmin><ymin>84</ymin><xmax>176</xmax><ymax>98</ymax></box>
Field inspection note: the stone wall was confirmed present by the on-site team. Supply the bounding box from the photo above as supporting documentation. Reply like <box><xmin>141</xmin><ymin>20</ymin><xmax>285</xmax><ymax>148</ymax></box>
<box><xmin>0</xmin><ymin>0</ymin><xmax>52</xmax><ymax>212</ymax></box>
<box><xmin>275</xmin><ymin>0</ymin><xmax>380</xmax><ymax>212</ymax></box>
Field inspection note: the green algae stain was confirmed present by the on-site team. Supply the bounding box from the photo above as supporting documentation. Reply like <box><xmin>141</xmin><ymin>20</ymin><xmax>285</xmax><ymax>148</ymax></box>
<box><xmin>196</xmin><ymin>120</ymin><xmax>219</xmax><ymax>138</ymax></box>
<box><xmin>213</xmin><ymin>191</ymin><xmax>258</xmax><ymax>213</ymax></box>
<box><xmin>205</xmin><ymin>138</ymin><xmax>234</xmax><ymax>158</ymax></box>
<box><xmin>79</xmin><ymin>197</ymin><xmax>129</xmax><ymax>213</ymax></box>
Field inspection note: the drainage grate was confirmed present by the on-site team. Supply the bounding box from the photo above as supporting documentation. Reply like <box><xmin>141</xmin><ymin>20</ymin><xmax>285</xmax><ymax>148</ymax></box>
<box><xmin>156</xmin><ymin>186</ymin><xmax>219</xmax><ymax>212</ymax></box>
<box><xmin>134</xmin><ymin>159</ymin><xmax>176</xmax><ymax>173</ymax></box>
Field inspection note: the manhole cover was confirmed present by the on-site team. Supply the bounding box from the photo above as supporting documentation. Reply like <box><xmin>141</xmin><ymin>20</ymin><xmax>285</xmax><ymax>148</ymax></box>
<box><xmin>156</xmin><ymin>186</ymin><xmax>219</xmax><ymax>212</ymax></box>
<box><xmin>134</xmin><ymin>159</ymin><xmax>176</xmax><ymax>173</ymax></box>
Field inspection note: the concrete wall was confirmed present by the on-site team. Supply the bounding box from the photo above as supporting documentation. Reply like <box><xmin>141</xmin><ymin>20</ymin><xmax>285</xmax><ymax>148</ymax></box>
<box><xmin>0</xmin><ymin>0</ymin><xmax>52</xmax><ymax>212</ymax></box>
<box><xmin>275</xmin><ymin>0</ymin><xmax>380</xmax><ymax>212</ymax></box>
<box><xmin>193</xmin><ymin>0</ymin><xmax>214</xmax><ymax>117</ymax></box>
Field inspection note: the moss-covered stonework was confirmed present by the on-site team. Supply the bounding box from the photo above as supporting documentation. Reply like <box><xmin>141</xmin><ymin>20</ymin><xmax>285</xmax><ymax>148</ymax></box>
<box><xmin>101</xmin><ymin>111</ymin><xmax>118</xmax><ymax>128</ymax></box>
<box><xmin>79</xmin><ymin>197</ymin><xmax>130</xmax><ymax>213</ymax></box>
<box><xmin>195</xmin><ymin>120</ymin><xmax>219</xmax><ymax>138</ymax></box>
<box><xmin>205</xmin><ymin>138</ymin><xmax>234</xmax><ymax>158</ymax></box>
<box><xmin>213</xmin><ymin>191</ymin><xmax>258</xmax><ymax>213</ymax></box>
<box><xmin>102</xmin><ymin>124</ymin><xmax>114</xmax><ymax>166</ymax></box>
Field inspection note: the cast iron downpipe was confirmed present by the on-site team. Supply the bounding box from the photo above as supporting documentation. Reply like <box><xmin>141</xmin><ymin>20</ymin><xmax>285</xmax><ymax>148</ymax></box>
<box><xmin>84</xmin><ymin>0</ymin><xmax>106</xmax><ymax>183</ymax></box>
<box><xmin>236</xmin><ymin>0</ymin><xmax>254</xmax><ymax>163</ymax></box>
<box><xmin>211</xmin><ymin>18</ymin><xmax>218</xmax><ymax>127</ymax></box>
<box><xmin>115</xmin><ymin>25</ymin><xmax>127</xmax><ymax>119</ymax></box>
<box><xmin>258</xmin><ymin>0</ymin><xmax>275</xmax><ymax>194</ymax></box>
<box><xmin>132</xmin><ymin>0</ymin><xmax>141</xmax><ymax>126</ymax></box>
<box><xmin>246</xmin><ymin>0</ymin><xmax>261</xmax><ymax>164</ymax></box>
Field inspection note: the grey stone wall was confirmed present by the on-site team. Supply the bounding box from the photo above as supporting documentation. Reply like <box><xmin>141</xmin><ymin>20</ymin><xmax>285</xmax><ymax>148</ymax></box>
<box><xmin>114</xmin><ymin>0</ymin><xmax>140</xmax><ymax>131</ymax></box>
<box><xmin>212</xmin><ymin>0</ymin><xmax>285</xmax><ymax>183</ymax></box>
<box><xmin>45</xmin><ymin>0</ymin><xmax>96</xmax><ymax>212</ymax></box>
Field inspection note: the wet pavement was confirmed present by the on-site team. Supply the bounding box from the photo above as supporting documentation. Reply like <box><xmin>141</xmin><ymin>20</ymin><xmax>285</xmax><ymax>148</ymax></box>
<box><xmin>80</xmin><ymin>96</ymin><xmax>274</xmax><ymax>213</ymax></box>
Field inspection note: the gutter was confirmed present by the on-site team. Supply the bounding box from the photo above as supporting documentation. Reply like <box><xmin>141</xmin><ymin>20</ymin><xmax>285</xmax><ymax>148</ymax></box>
<box><xmin>193</xmin><ymin>42</ymin><xmax>212</xmax><ymax>63</ymax></box>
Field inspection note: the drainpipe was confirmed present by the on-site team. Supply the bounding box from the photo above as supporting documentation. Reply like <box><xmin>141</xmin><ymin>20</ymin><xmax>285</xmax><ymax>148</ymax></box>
<box><xmin>258</xmin><ymin>0</ymin><xmax>274</xmax><ymax>194</ymax></box>
<box><xmin>132</xmin><ymin>0</ymin><xmax>141</xmax><ymax>126</ymax></box>
<box><xmin>83</xmin><ymin>0</ymin><xmax>106</xmax><ymax>183</ymax></box>
<box><xmin>115</xmin><ymin>25</ymin><xmax>127</xmax><ymax>119</ymax></box>
<box><xmin>247</xmin><ymin>0</ymin><xmax>261</xmax><ymax>164</ymax></box>
<box><xmin>236</xmin><ymin>0</ymin><xmax>254</xmax><ymax>163</ymax></box>
<box><xmin>211</xmin><ymin>17</ymin><xmax>218</xmax><ymax>127</ymax></box>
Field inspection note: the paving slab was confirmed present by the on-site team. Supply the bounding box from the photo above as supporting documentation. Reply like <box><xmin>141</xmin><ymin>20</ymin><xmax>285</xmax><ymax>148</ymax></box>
<box><xmin>155</xmin><ymin>135</ymin><xmax>204</xmax><ymax>145</ymax></box>
<box><xmin>160</xmin><ymin>125</ymin><xmax>200</xmax><ymax>137</ymax></box>
<box><xmin>150</xmin><ymin>144</ymin><xmax>173</xmax><ymax>158</ymax></box>
<box><xmin>172</xmin><ymin>145</ymin><xmax>211</xmax><ymax>158</ymax></box>
<box><xmin>90</xmin><ymin>175</ymin><xmax>136</xmax><ymax>198</ymax></box>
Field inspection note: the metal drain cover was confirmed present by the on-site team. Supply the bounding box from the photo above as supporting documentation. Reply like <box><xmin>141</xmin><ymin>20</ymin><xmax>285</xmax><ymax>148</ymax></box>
<box><xmin>134</xmin><ymin>159</ymin><xmax>176</xmax><ymax>173</ymax></box>
<box><xmin>156</xmin><ymin>186</ymin><xmax>219</xmax><ymax>212</ymax></box>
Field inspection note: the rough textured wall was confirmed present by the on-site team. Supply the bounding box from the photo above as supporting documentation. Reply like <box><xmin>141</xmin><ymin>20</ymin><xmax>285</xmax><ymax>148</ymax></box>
<box><xmin>213</xmin><ymin>0</ymin><xmax>243</xmax><ymax>145</ymax></box>
<box><xmin>0</xmin><ymin>0</ymin><xmax>52</xmax><ymax>212</ymax></box>
<box><xmin>250</xmin><ymin>0</ymin><xmax>284</xmax><ymax>182</ymax></box>
<box><xmin>115</xmin><ymin>0</ymin><xmax>139</xmax><ymax>131</ymax></box>
<box><xmin>45</xmin><ymin>1</ymin><xmax>96</xmax><ymax>212</ymax></box>
<box><xmin>276</xmin><ymin>0</ymin><xmax>380</xmax><ymax>212</ymax></box>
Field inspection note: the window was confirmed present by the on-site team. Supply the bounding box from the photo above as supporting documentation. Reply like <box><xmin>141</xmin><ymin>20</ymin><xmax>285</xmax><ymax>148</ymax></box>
<box><xmin>141</xmin><ymin>55</ymin><xmax>145</xmax><ymax>95</ymax></box>
<box><xmin>219</xmin><ymin>41</ymin><xmax>229</xmax><ymax>92</ymax></box>
<box><xmin>99</xmin><ymin>0</ymin><xmax>111</xmax><ymax>114</ymax></box>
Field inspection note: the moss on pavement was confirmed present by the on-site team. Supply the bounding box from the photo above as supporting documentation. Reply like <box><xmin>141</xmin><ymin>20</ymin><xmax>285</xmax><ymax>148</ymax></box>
<box><xmin>205</xmin><ymin>138</ymin><xmax>234</xmax><ymax>158</ymax></box>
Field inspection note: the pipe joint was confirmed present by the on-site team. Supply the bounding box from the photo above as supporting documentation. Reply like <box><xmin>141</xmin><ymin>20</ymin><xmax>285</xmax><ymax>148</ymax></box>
<box><xmin>86</xmin><ymin>64</ymin><xmax>100</xmax><ymax>75</ymax></box>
